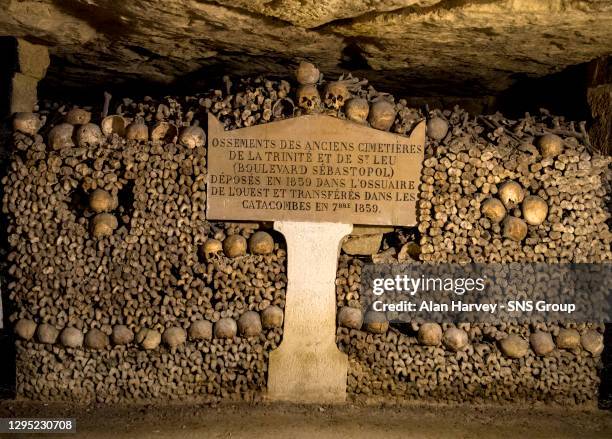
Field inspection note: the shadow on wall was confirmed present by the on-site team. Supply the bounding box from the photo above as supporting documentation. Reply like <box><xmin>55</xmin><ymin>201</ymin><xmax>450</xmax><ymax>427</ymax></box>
<box><xmin>1</xmin><ymin>122</ymin><xmax>16</xmax><ymax>401</ymax></box>
<box><xmin>497</xmin><ymin>56</ymin><xmax>611</xmax><ymax>121</ymax></box>
<box><xmin>0</xmin><ymin>37</ymin><xmax>17</xmax><ymax>401</ymax></box>
<box><xmin>600</xmin><ymin>325</ymin><xmax>612</xmax><ymax>409</ymax></box>
<box><xmin>37</xmin><ymin>56</ymin><xmax>611</xmax><ymax>130</ymax></box>
<box><xmin>0</xmin><ymin>330</ymin><xmax>16</xmax><ymax>400</ymax></box>
<box><xmin>0</xmin><ymin>38</ymin><xmax>18</xmax><ymax>121</ymax></box>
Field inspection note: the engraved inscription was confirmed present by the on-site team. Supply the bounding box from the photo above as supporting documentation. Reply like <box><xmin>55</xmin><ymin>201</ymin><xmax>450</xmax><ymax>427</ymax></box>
<box><xmin>206</xmin><ymin>113</ymin><xmax>425</xmax><ymax>226</ymax></box>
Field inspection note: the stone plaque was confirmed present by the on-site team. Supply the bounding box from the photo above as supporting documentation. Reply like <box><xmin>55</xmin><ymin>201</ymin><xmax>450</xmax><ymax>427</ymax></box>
<box><xmin>207</xmin><ymin>113</ymin><xmax>425</xmax><ymax>226</ymax></box>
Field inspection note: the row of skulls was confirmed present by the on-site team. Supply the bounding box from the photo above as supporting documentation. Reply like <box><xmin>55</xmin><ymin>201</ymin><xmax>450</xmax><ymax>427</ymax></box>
<box><xmin>295</xmin><ymin>62</ymin><xmax>397</xmax><ymax>131</ymax></box>
<box><xmin>13</xmin><ymin>108</ymin><xmax>206</xmax><ymax>150</ymax></box>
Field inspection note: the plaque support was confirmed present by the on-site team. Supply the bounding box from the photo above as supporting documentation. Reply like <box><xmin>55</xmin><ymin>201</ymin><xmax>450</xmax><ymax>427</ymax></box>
<box><xmin>266</xmin><ymin>221</ymin><xmax>352</xmax><ymax>403</ymax></box>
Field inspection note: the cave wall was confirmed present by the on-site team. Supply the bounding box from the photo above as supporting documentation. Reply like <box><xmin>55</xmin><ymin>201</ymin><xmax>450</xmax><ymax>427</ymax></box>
<box><xmin>336</xmin><ymin>103</ymin><xmax>610</xmax><ymax>405</ymax></box>
<box><xmin>5</xmin><ymin>109</ymin><xmax>286</xmax><ymax>401</ymax></box>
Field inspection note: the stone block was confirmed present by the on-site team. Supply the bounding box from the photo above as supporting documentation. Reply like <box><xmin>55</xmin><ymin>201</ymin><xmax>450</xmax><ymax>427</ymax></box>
<box><xmin>17</xmin><ymin>39</ymin><xmax>50</xmax><ymax>79</ymax></box>
<box><xmin>10</xmin><ymin>73</ymin><xmax>38</xmax><ymax>114</ymax></box>
<box><xmin>341</xmin><ymin>233</ymin><xmax>383</xmax><ymax>255</ymax></box>
<box><xmin>351</xmin><ymin>225</ymin><xmax>394</xmax><ymax>235</ymax></box>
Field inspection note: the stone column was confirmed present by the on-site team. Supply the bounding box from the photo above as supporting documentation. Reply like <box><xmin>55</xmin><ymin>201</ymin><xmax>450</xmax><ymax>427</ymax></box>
<box><xmin>0</xmin><ymin>37</ymin><xmax>50</xmax><ymax>118</ymax></box>
<box><xmin>267</xmin><ymin>221</ymin><xmax>351</xmax><ymax>403</ymax></box>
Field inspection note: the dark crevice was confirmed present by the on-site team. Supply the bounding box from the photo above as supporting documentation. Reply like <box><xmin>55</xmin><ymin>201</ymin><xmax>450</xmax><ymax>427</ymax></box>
<box><xmin>496</xmin><ymin>59</ymin><xmax>596</xmax><ymax>120</ymax></box>
<box><xmin>390</xmin><ymin>322</ymin><xmax>414</xmax><ymax>337</ymax></box>
<box><xmin>339</xmin><ymin>41</ymin><xmax>372</xmax><ymax>71</ymax></box>
<box><xmin>199</xmin><ymin>0</ymin><xmax>300</xmax><ymax>28</ymax></box>
<box><xmin>48</xmin><ymin>0</ymin><xmax>134</xmax><ymax>41</ymax></box>
<box><xmin>125</xmin><ymin>45</ymin><xmax>163</xmax><ymax>61</ymax></box>
<box><xmin>0</xmin><ymin>330</ymin><xmax>15</xmax><ymax>399</ymax></box>
<box><xmin>68</xmin><ymin>187</ymin><xmax>89</xmax><ymax>217</ymax></box>
<box><xmin>315</xmin><ymin>0</ymin><xmax>500</xmax><ymax>32</ymax></box>
<box><xmin>599</xmin><ymin>324</ymin><xmax>612</xmax><ymax>409</ymax></box>
<box><xmin>117</xmin><ymin>181</ymin><xmax>135</xmax><ymax>220</ymax></box>
<box><xmin>0</xmin><ymin>36</ymin><xmax>16</xmax><ymax>400</ymax></box>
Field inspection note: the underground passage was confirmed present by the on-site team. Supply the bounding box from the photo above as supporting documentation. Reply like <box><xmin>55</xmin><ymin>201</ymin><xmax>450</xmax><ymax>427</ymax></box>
<box><xmin>0</xmin><ymin>1</ymin><xmax>611</xmax><ymax>437</ymax></box>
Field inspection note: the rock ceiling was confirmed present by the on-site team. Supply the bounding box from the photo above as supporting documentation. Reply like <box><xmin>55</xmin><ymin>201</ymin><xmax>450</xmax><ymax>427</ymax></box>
<box><xmin>1</xmin><ymin>0</ymin><xmax>611</xmax><ymax>96</ymax></box>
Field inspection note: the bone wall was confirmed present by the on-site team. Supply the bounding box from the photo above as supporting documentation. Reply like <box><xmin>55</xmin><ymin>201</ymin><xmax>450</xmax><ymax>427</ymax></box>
<box><xmin>5</xmin><ymin>88</ymin><xmax>289</xmax><ymax>400</ymax></box>
<box><xmin>4</xmin><ymin>68</ymin><xmax>611</xmax><ymax>404</ymax></box>
<box><xmin>335</xmin><ymin>107</ymin><xmax>611</xmax><ymax>405</ymax></box>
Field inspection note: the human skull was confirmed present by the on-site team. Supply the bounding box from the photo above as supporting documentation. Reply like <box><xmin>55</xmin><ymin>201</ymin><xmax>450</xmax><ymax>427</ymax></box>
<box><xmin>502</xmin><ymin>216</ymin><xmax>528</xmax><ymax>242</ymax></box>
<box><xmin>498</xmin><ymin>180</ymin><xmax>524</xmax><ymax>208</ymax></box>
<box><xmin>214</xmin><ymin>318</ymin><xmax>237</xmax><ymax>339</ymax></box>
<box><xmin>581</xmin><ymin>330</ymin><xmax>604</xmax><ymax>356</ymax></box>
<box><xmin>76</xmin><ymin>123</ymin><xmax>104</xmax><ymax>147</ymax></box>
<box><xmin>137</xmin><ymin>328</ymin><xmax>161</xmax><ymax>350</ymax></box>
<box><xmin>368</xmin><ymin>100</ymin><xmax>396</xmax><ymax>131</ymax></box>
<box><xmin>537</xmin><ymin>133</ymin><xmax>563</xmax><ymax>158</ymax></box>
<box><xmin>89</xmin><ymin>189</ymin><xmax>116</xmax><ymax>213</ymax></box>
<box><xmin>112</xmin><ymin>325</ymin><xmax>134</xmax><ymax>345</ymax></box>
<box><xmin>60</xmin><ymin>327</ymin><xmax>84</xmax><ymax>348</ymax></box>
<box><xmin>297</xmin><ymin>85</ymin><xmax>320</xmax><ymax>112</ymax></box>
<box><xmin>530</xmin><ymin>331</ymin><xmax>554</xmax><ymax>356</ymax></box>
<box><xmin>125</xmin><ymin>121</ymin><xmax>149</xmax><ymax>142</ymax></box>
<box><xmin>248</xmin><ymin>231</ymin><xmax>274</xmax><ymax>255</ymax></box>
<box><xmin>418</xmin><ymin>323</ymin><xmax>442</xmax><ymax>346</ymax></box>
<box><xmin>363</xmin><ymin>310</ymin><xmax>388</xmax><ymax>334</ymax></box>
<box><xmin>223</xmin><ymin>235</ymin><xmax>247</xmax><ymax>258</ymax></box>
<box><xmin>199</xmin><ymin>239</ymin><xmax>222</xmax><ymax>260</ymax></box>
<box><xmin>162</xmin><ymin>327</ymin><xmax>187</xmax><ymax>348</ymax></box>
<box><xmin>521</xmin><ymin>195</ymin><xmax>548</xmax><ymax>226</ymax></box>
<box><xmin>337</xmin><ymin>306</ymin><xmax>363</xmax><ymax>330</ymax></box>
<box><xmin>238</xmin><ymin>311</ymin><xmax>262</xmax><ymax>337</ymax></box>
<box><xmin>91</xmin><ymin>213</ymin><xmax>118</xmax><ymax>238</ymax></box>
<box><xmin>442</xmin><ymin>327</ymin><xmax>469</xmax><ymax>351</ymax></box>
<box><xmin>345</xmin><ymin>98</ymin><xmax>369</xmax><ymax>124</ymax></box>
<box><xmin>48</xmin><ymin>123</ymin><xmax>75</xmax><ymax>150</ymax></box>
<box><xmin>101</xmin><ymin>115</ymin><xmax>126</xmax><ymax>136</ymax></box>
<box><xmin>179</xmin><ymin>125</ymin><xmax>206</xmax><ymax>148</ymax></box>
<box><xmin>261</xmin><ymin>305</ymin><xmax>284</xmax><ymax>329</ymax></box>
<box><xmin>151</xmin><ymin>121</ymin><xmax>178</xmax><ymax>143</ymax></box>
<box><xmin>296</xmin><ymin>61</ymin><xmax>320</xmax><ymax>85</ymax></box>
<box><xmin>323</xmin><ymin>82</ymin><xmax>350</xmax><ymax>110</ymax></box>
<box><xmin>189</xmin><ymin>320</ymin><xmax>212</xmax><ymax>341</ymax></box>
<box><xmin>427</xmin><ymin>117</ymin><xmax>449</xmax><ymax>140</ymax></box>
<box><xmin>65</xmin><ymin>108</ymin><xmax>91</xmax><ymax>125</ymax></box>
<box><xmin>84</xmin><ymin>328</ymin><xmax>110</xmax><ymax>349</ymax></box>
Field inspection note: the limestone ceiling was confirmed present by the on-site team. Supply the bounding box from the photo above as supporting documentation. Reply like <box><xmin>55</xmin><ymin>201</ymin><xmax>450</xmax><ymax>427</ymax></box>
<box><xmin>1</xmin><ymin>0</ymin><xmax>611</xmax><ymax>96</ymax></box>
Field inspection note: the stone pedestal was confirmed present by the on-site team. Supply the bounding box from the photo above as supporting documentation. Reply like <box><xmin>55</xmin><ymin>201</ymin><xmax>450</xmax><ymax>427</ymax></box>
<box><xmin>267</xmin><ymin>221</ymin><xmax>351</xmax><ymax>403</ymax></box>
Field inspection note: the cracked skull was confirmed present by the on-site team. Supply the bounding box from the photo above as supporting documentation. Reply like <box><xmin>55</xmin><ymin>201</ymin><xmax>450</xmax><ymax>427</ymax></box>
<box><xmin>323</xmin><ymin>82</ymin><xmax>350</xmax><ymax>110</ymax></box>
<box><xmin>297</xmin><ymin>84</ymin><xmax>321</xmax><ymax>112</ymax></box>
<box><xmin>200</xmin><ymin>239</ymin><xmax>223</xmax><ymax>261</ymax></box>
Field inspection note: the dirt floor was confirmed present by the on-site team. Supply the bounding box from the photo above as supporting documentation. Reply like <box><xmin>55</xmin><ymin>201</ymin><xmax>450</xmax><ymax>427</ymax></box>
<box><xmin>0</xmin><ymin>400</ymin><xmax>611</xmax><ymax>438</ymax></box>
